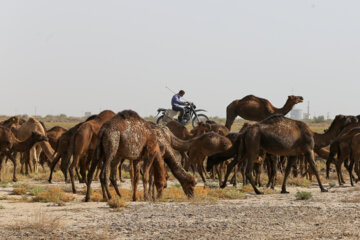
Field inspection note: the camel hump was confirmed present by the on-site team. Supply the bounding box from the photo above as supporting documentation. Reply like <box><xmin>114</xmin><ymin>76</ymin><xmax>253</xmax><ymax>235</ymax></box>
<box><xmin>117</xmin><ymin>110</ymin><xmax>141</xmax><ymax>120</ymax></box>
<box><xmin>28</xmin><ymin>117</ymin><xmax>37</xmax><ymax>123</ymax></box>
<box><xmin>261</xmin><ymin>114</ymin><xmax>286</xmax><ymax>123</ymax></box>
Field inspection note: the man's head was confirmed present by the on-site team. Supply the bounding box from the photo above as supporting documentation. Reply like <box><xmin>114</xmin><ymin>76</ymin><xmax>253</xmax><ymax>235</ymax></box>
<box><xmin>178</xmin><ymin>90</ymin><xmax>185</xmax><ymax>97</ymax></box>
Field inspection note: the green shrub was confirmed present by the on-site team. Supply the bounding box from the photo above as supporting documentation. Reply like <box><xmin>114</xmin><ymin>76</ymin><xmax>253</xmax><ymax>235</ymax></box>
<box><xmin>295</xmin><ymin>191</ymin><xmax>312</xmax><ymax>200</ymax></box>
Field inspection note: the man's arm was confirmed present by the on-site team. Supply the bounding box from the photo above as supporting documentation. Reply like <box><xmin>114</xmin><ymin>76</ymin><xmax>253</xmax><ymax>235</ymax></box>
<box><xmin>172</xmin><ymin>95</ymin><xmax>187</xmax><ymax>106</ymax></box>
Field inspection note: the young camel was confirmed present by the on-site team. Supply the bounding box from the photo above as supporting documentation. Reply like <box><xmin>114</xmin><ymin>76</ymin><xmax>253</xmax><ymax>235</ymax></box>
<box><xmin>85</xmin><ymin>110</ymin><xmax>167</xmax><ymax>202</ymax></box>
<box><xmin>11</xmin><ymin>117</ymin><xmax>54</xmax><ymax>173</ymax></box>
<box><xmin>0</xmin><ymin>128</ymin><xmax>48</xmax><ymax>182</ymax></box>
<box><xmin>225</xmin><ymin>95</ymin><xmax>303</xmax><ymax>130</ymax></box>
<box><xmin>68</xmin><ymin>110</ymin><xmax>115</xmax><ymax>193</ymax></box>
<box><xmin>39</xmin><ymin>126</ymin><xmax>67</xmax><ymax>169</ymax></box>
<box><xmin>48</xmin><ymin>115</ymin><xmax>98</xmax><ymax>183</ymax></box>
<box><xmin>207</xmin><ymin>115</ymin><xmax>328</xmax><ymax>194</ymax></box>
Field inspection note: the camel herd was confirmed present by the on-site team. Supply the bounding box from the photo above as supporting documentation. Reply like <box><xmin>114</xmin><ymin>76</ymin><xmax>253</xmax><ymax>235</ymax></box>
<box><xmin>0</xmin><ymin>94</ymin><xmax>359</xmax><ymax>202</ymax></box>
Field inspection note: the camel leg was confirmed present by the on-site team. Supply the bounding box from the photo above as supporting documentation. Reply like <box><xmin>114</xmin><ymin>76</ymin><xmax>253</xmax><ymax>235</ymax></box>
<box><xmin>69</xmin><ymin>154</ymin><xmax>82</xmax><ymax>194</ymax></box>
<box><xmin>49</xmin><ymin>153</ymin><xmax>61</xmax><ymax>183</ymax></box>
<box><xmin>132</xmin><ymin>160</ymin><xmax>140</xmax><ymax>201</ymax></box>
<box><xmin>244</xmin><ymin>157</ymin><xmax>263</xmax><ymax>195</ymax></box>
<box><xmin>118</xmin><ymin>158</ymin><xmax>125</xmax><ymax>182</ymax></box>
<box><xmin>79</xmin><ymin>157</ymin><xmax>87</xmax><ymax>184</ymax></box>
<box><xmin>306</xmin><ymin>151</ymin><xmax>327</xmax><ymax>192</ymax></box>
<box><xmin>229</xmin><ymin>163</ymin><xmax>238</xmax><ymax>187</ymax></box>
<box><xmin>142</xmin><ymin>151</ymin><xmax>156</xmax><ymax>201</ymax></box>
<box><xmin>0</xmin><ymin>154</ymin><xmax>5</xmax><ymax>182</ymax></box>
<box><xmin>348</xmin><ymin>157</ymin><xmax>355</xmax><ymax>186</ymax></box>
<box><xmin>6</xmin><ymin>153</ymin><xmax>17</xmax><ymax>182</ymax></box>
<box><xmin>269</xmin><ymin>155</ymin><xmax>277</xmax><ymax>189</ymax></box>
<box><xmin>151</xmin><ymin>150</ymin><xmax>167</xmax><ymax>199</ymax></box>
<box><xmin>220</xmin><ymin>157</ymin><xmax>240</xmax><ymax>188</ymax></box>
<box><xmin>85</xmin><ymin>152</ymin><xmax>101</xmax><ymax>202</ymax></box>
<box><xmin>110</xmin><ymin>157</ymin><xmax>122</xmax><ymax>198</ymax></box>
<box><xmin>281</xmin><ymin>156</ymin><xmax>297</xmax><ymax>194</ymax></box>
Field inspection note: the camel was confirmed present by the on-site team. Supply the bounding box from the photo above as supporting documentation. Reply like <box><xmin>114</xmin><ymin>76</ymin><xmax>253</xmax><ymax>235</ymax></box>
<box><xmin>68</xmin><ymin>110</ymin><xmax>115</xmax><ymax>193</ymax></box>
<box><xmin>85</xmin><ymin>110</ymin><xmax>167</xmax><ymax>202</ymax></box>
<box><xmin>207</xmin><ymin>115</ymin><xmax>328</xmax><ymax>194</ymax></box>
<box><xmin>48</xmin><ymin>115</ymin><xmax>98</xmax><ymax>183</ymax></box>
<box><xmin>11</xmin><ymin>117</ymin><xmax>54</xmax><ymax>173</ymax></box>
<box><xmin>190</xmin><ymin>121</ymin><xmax>229</xmax><ymax>136</ymax></box>
<box><xmin>144</xmin><ymin>122</ymin><xmax>196</xmax><ymax>197</ymax></box>
<box><xmin>39</xmin><ymin>126</ymin><xmax>67</xmax><ymax>168</ymax></box>
<box><xmin>0</xmin><ymin>128</ymin><xmax>48</xmax><ymax>182</ymax></box>
<box><xmin>225</xmin><ymin>95</ymin><xmax>303</xmax><ymax>130</ymax></box>
<box><xmin>325</xmin><ymin>119</ymin><xmax>360</xmax><ymax>179</ymax></box>
<box><xmin>327</xmin><ymin>128</ymin><xmax>360</xmax><ymax>186</ymax></box>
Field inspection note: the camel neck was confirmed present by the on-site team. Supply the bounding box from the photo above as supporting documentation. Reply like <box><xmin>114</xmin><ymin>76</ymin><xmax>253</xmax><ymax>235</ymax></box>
<box><xmin>273</xmin><ymin>99</ymin><xmax>295</xmax><ymax>116</ymax></box>
<box><xmin>12</xmin><ymin>136</ymin><xmax>37</xmax><ymax>152</ymax></box>
<box><xmin>313</xmin><ymin>123</ymin><xmax>341</xmax><ymax>148</ymax></box>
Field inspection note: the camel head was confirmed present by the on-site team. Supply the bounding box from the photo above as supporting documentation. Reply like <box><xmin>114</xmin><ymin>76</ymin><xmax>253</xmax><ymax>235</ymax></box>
<box><xmin>324</xmin><ymin>115</ymin><xmax>354</xmax><ymax>134</ymax></box>
<box><xmin>288</xmin><ymin>95</ymin><xmax>304</xmax><ymax>105</ymax></box>
<box><xmin>30</xmin><ymin>132</ymin><xmax>49</xmax><ymax>142</ymax></box>
<box><xmin>190</xmin><ymin>122</ymin><xmax>211</xmax><ymax>136</ymax></box>
<box><xmin>180</xmin><ymin>177</ymin><xmax>196</xmax><ymax>199</ymax></box>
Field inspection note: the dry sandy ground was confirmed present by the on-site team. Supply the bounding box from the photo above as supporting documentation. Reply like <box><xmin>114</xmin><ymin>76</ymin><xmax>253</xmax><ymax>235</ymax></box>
<box><xmin>1</xmin><ymin>179</ymin><xmax>360</xmax><ymax>240</ymax></box>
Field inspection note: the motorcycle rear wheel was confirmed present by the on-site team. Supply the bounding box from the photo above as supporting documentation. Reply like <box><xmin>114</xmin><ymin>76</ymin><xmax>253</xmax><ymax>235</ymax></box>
<box><xmin>192</xmin><ymin>114</ymin><xmax>209</xmax><ymax>127</ymax></box>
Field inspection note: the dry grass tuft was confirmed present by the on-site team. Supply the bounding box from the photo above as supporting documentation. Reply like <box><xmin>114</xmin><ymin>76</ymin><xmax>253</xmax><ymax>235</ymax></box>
<box><xmin>32</xmin><ymin>187</ymin><xmax>74</xmax><ymax>203</ymax></box>
<box><xmin>108</xmin><ymin>197</ymin><xmax>127</xmax><ymax>209</ymax></box>
<box><xmin>13</xmin><ymin>187</ymin><xmax>27</xmax><ymax>195</ymax></box>
<box><xmin>10</xmin><ymin>210</ymin><xmax>63</xmax><ymax>233</ymax></box>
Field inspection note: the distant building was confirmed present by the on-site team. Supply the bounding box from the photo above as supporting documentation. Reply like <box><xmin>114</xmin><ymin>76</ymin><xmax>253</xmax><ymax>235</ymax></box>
<box><xmin>84</xmin><ymin>112</ymin><xmax>91</xmax><ymax>117</ymax></box>
<box><xmin>290</xmin><ymin>109</ymin><xmax>303</xmax><ymax>120</ymax></box>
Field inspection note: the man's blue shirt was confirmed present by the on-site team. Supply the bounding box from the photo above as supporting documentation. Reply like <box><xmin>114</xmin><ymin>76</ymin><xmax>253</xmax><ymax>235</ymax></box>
<box><xmin>171</xmin><ymin>94</ymin><xmax>186</xmax><ymax>107</ymax></box>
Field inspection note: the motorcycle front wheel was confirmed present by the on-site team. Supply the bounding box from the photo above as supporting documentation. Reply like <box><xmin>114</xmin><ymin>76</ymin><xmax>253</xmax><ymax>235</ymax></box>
<box><xmin>192</xmin><ymin>114</ymin><xmax>209</xmax><ymax>127</ymax></box>
<box><xmin>156</xmin><ymin>115</ymin><xmax>166</xmax><ymax>125</ymax></box>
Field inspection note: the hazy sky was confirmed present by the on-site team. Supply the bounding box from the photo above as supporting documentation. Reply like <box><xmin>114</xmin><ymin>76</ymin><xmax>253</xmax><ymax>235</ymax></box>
<box><xmin>1</xmin><ymin>0</ymin><xmax>359</xmax><ymax>118</ymax></box>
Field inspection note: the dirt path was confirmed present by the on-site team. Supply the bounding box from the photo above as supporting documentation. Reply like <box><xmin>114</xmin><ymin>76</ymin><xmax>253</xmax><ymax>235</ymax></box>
<box><xmin>1</xmin><ymin>179</ymin><xmax>360</xmax><ymax>240</ymax></box>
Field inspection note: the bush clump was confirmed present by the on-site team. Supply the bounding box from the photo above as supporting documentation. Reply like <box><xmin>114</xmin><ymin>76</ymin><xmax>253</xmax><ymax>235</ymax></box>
<box><xmin>32</xmin><ymin>187</ymin><xmax>74</xmax><ymax>203</ymax></box>
<box><xmin>295</xmin><ymin>191</ymin><xmax>312</xmax><ymax>200</ymax></box>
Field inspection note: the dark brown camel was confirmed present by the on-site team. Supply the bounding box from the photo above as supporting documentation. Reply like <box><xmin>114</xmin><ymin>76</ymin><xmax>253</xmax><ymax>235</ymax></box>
<box><xmin>225</xmin><ymin>95</ymin><xmax>303</xmax><ymax>130</ymax></box>
<box><xmin>68</xmin><ymin>110</ymin><xmax>115</xmax><ymax>193</ymax></box>
<box><xmin>0</xmin><ymin>128</ymin><xmax>48</xmax><ymax>182</ymax></box>
<box><xmin>48</xmin><ymin>115</ymin><xmax>98</xmax><ymax>183</ymax></box>
<box><xmin>327</xmin><ymin>128</ymin><xmax>360</xmax><ymax>186</ymax></box>
<box><xmin>207</xmin><ymin>115</ymin><xmax>328</xmax><ymax>194</ymax></box>
<box><xmin>326</xmin><ymin>120</ymin><xmax>360</xmax><ymax>179</ymax></box>
<box><xmin>85</xmin><ymin>110</ymin><xmax>167</xmax><ymax>202</ymax></box>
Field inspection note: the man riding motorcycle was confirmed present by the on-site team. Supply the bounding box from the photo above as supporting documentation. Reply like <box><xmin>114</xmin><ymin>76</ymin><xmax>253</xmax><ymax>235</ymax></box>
<box><xmin>171</xmin><ymin>90</ymin><xmax>189</xmax><ymax>123</ymax></box>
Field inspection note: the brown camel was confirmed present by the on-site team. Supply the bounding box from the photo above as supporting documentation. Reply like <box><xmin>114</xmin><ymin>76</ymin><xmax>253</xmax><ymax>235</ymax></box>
<box><xmin>85</xmin><ymin>110</ymin><xmax>167</xmax><ymax>202</ymax></box>
<box><xmin>68</xmin><ymin>110</ymin><xmax>115</xmax><ymax>193</ymax></box>
<box><xmin>48</xmin><ymin>115</ymin><xmax>98</xmax><ymax>183</ymax></box>
<box><xmin>11</xmin><ymin>117</ymin><xmax>54</xmax><ymax>173</ymax></box>
<box><xmin>0</xmin><ymin>128</ymin><xmax>48</xmax><ymax>182</ymax></box>
<box><xmin>207</xmin><ymin>115</ymin><xmax>328</xmax><ymax>194</ymax></box>
<box><xmin>168</xmin><ymin>131</ymin><xmax>232</xmax><ymax>185</ymax></box>
<box><xmin>39</xmin><ymin>126</ymin><xmax>67</xmax><ymax>168</ymax></box>
<box><xmin>190</xmin><ymin>121</ymin><xmax>229</xmax><ymax>136</ymax></box>
<box><xmin>225</xmin><ymin>95</ymin><xmax>303</xmax><ymax>130</ymax></box>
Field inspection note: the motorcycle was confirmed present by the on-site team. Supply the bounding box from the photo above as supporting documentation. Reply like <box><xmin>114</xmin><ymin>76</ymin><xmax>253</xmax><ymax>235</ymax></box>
<box><xmin>156</xmin><ymin>103</ymin><xmax>209</xmax><ymax>127</ymax></box>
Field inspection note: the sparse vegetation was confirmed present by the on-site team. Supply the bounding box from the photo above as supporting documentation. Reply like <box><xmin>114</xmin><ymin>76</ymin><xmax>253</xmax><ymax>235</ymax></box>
<box><xmin>32</xmin><ymin>187</ymin><xmax>74</xmax><ymax>203</ymax></box>
<box><xmin>295</xmin><ymin>191</ymin><xmax>312</xmax><ymax>200</ymax></box>
<box><xmin>12</xmin><ymin>187</ymin><xmax>27</xmax><ymax>195</ymax></box>
<box><xmin>0</xmin><ymin>205</ymin><xmax>4</xmax><ymax>209</ymax></box>
<box><xmin>108</xmin><ymin>197</ymin><xmax>127</xmax><ymax>209</ymax></box>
